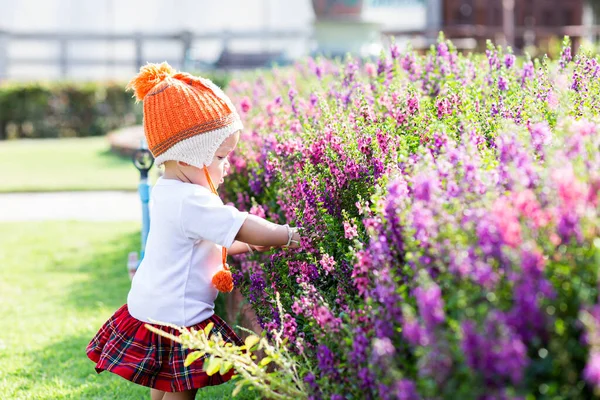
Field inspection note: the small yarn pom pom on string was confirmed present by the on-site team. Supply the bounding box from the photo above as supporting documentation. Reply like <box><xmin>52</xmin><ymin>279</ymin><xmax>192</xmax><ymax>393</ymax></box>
<box><xmin>126</xmin><ymin>62</ymin><xmax>176</xmax><ymax>102</ymax></box>
<box><xmin>212</xmin><ymin>267</ymin><xmax>234</xmax><ymax>293</ymax></box>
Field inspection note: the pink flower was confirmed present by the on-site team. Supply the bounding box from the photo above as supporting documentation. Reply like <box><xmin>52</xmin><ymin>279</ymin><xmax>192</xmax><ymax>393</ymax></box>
<box><xmin>365</xmin><ymin>62</ymin><xmax>376</xmax><ymax>78</ymax></box>
<box><xmin>547</xmin><ymin>91</ymin><xmax>559</xmax><ymax>110</ymax></box>
<box><xmin>249</xmin><ymin>205</ymin><xmax>266</xmax><ymax>219</ymax></box>
<box><xmin>585</xmin><ymin>352</ymin><xmax>600</xmax><ymax>389</ymax></box>
<box><xmin>313</xmin><ymin>305</ymin><xmax>341</xmax><ymax>332</ymax></box>
<box><xmin>553</xmin><ymin>166</ymin><xmax>585</xmax><ymax>210</ymax></box>
<box><xmin>344</xmin><ymin>221</ymin><xmax>358</xmax><ymax>239</ymax></box>
<box><xmin>492</xmin><ymin>197</ymin><xmax>522</xmax><ymax>248</ymax></box>
<box><xmin>240</xmin><ymin>96</ymin><xmax>251</xmax><ymax>113</ymax></box>
<box><xmin>511</xmin><ymin>190</ymin><xmax>550</xmax><ymax>228</ymax></box>
<box><xmin>320</xmin><ymin>253</ymin><xmax>336</xmax><ymax>275</ymax></box>
<box><xmin>290</xmin><ymin>120</ymin><xmax>302</xmax><ymax>133</ymax></box>
<box><xmin>572</xmin><ymin>120</ymin><xmax>597</xmax><ymax>136</ymax></box>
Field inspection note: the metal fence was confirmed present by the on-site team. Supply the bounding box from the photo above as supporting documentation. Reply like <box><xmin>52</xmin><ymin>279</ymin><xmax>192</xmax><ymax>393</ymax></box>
<box><xmin>0</xmin><ymin>29</ymin><xmax>312</xmax><ymax>80</ymax></box>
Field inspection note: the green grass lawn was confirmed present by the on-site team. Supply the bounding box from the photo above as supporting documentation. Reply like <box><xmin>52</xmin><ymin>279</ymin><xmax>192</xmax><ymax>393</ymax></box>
<box><xmin>0</xmin><ymin>137</ymin><xmax>141</xmax><ymax>193</ymax></box>
<box><xmin>0</xmin><ymin>221</ymin><xmax>258</xmax><ymax>399</ymax></box>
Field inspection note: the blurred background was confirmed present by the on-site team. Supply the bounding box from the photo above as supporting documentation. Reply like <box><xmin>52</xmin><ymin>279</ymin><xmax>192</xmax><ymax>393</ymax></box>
<box><xmin>1</xmin><ymin>0</ymin><xmax>598</xmax><ymax>81</ymax></box>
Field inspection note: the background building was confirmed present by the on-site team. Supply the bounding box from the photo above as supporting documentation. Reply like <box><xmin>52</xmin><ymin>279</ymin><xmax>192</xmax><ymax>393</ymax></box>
<box><xmin>441</xmin><ymin>0</ymin><xmax>587</xmax><ymax>50</ymax></box>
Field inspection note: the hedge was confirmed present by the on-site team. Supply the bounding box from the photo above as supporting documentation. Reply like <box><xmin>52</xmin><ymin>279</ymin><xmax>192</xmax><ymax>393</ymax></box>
<box><xmin>0</xmin><ymin>71</ymin><xmax>230</xmax><ymax>140</ymax></box>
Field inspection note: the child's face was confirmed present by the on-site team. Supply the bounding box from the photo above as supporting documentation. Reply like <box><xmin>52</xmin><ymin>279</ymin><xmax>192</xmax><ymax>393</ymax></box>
<box><xmin>205</xmin><ymin>130</ymin><xmax>240</xmax><ymax>188</ymax></box>
<box><xmin>173</xmin><ymin>131</ymin><xmax>240</xmax><ymax>189</ymax></box>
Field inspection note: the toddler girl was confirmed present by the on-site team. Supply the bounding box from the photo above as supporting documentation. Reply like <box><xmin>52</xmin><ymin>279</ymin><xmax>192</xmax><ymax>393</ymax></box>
<box><xmin>87</xmin><ymin>62</ymin><xmax>300</xmax><ymax>400</ymax></box>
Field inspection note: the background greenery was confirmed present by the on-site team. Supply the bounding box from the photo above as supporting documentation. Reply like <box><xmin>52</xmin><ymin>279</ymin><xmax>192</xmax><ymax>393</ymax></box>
<box><xmin>0</xmin><ymin>72</ymin><xmax>230</xmax><ymax>141</ymax></box>
<box><xmin>0</xmin><ymin>137</ymin><xmax>140</xmax><ymax>192</ymax></box>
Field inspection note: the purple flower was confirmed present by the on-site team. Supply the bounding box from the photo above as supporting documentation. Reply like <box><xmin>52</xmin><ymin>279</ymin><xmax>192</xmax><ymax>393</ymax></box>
<box><xmin>249</xmin><ymin>271</ymin><xmax>266</xmax><ymax>303</ymax></box>
<box><xmin>393</xmin><ymin>379</ymin><xmax>420</xmax><ymax>400</ymax></box>
<box><xmin>560</xmin><ymin>44</ymin><xmax>572</xmax><ymax>69</ymax></box>
<box><xmin>411</xmin><ymin>204</ymin><xmax>436</xmax><ymax>246</ymax></box>
<box><xmin>304</xmin><ymin>372</ymin><xmax>318</xmax><ymax>391</ymax></box>
<box><xmin>310</xmin><ymin>92</ymin><xmax>319</xmax><ymax>107</ymax></box>
<box><xmin>461</xmin><ymin>313</ymin><xmax>528</xmax><ymax>386</ymax></box>
<box><xmin>437</xmin><ymin>42</ymin><xmax>449</xmax><ymax>59</ymax></box>
<box><xmin>358</xmin><ymin>367</ymin><xmax>375</xmax><ymax>392</ymax></box>
<box><xmin>529</xmin><ymin>122</ymin><xmax>552</xmax><ymax>154</ymax></box>
<box><xmin>343</xmin><ymin>60</ymin><xmax>359</xmax><ymax>87</ymax></box>
<box><xmin>350</xmin><ymin>328</ymin><xmax>369</xmax><ymax>364</ymax></box>
<box><xmin>390</xmin><ymin>42</ymin><xmax>400</xmax><ymax>60</ymax></box>
<box><xmin>521</xmin><ymin>62</ymin><xmax>534</xmax><ymax>86</ymax></box>
<box><xmin>402</xmin><ymin>53</ymin><xmax>413</xmax><ymax>71</ymax></box>
<box><xmin>414</xmin><ymin>283</ymin><xmax>446</xmax><ymax>329</ymax></box>
<box><xmin>504</xmin><ymin>54</ymin><xmax>515</xmax><ymax>69</ymax></box>
<box><xmin>486</xmin><ymin>49</ymin><xmax>500</xmax><ymax>70</ymax></box>
<box><xmin>317</xmin><ymin>344</ymin><xmax>336</xmax><ymax>376</ymax></box>
<box><xmin>498</xmin><ymin>76</ymin><xmax>508</xmax><ymax>91</ymax></box>
<box><xmin>412</xmin><ymin>173</ymin><xmax>438</xmax><ymax>202</ymax></box>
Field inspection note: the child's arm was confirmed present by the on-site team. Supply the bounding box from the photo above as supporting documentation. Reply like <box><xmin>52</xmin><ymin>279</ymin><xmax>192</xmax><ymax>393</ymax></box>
<box><xmin>235</xmin><ymin>214</ymin><xmax>300</xmax><ymax>248</ymax></box>
<box><xmin>228</xmin><ymin>241</ymin><xmax>253</xmax><ymax>255</ymax></box>
<box><xmin>229</xmin><ymin>241</ymin><xmax>275</xmax><ymax>255</ymax></box>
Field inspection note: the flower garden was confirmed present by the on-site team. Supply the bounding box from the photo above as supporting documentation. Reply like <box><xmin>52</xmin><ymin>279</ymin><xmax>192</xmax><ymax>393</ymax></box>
<box><xmin>193</xmin><ymin>36</ymin><xmax>600</xmax><ymax>399</ymax></box>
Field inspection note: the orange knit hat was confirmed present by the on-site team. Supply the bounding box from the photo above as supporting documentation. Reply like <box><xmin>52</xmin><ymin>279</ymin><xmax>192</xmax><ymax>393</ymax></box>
<box><xmin>126</xmin><ymin>62</ymin><xmax>243</xmax><ymax>168</ymax></box>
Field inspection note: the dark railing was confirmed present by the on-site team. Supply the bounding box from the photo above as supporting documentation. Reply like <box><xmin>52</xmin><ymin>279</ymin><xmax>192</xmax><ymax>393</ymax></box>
<box><xmin>382</xmin><ymin>24</ymin><xmax>600</xmax><ymax>50</ymax></box>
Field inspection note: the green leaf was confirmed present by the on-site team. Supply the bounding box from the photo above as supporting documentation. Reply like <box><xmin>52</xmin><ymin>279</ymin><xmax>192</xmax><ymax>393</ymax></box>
<box><xmin>219</xmin><ymin>361</ymin><xmax>234</xmax><ymax>375</ymax></box>
<box><xmin>204</xmin><ymin>356</ymin><xmax>222</xmax><ymax>376</ymax></box>
<box><xmin>184</xmin><ymin>350</ymin><xmax>205</xmax><ymax>367</ymax></box>
<box><xmin>244</xmin><ymin>335</ymin><xmax>260</xmax><ymax>350</ymax></box>
<box><xmin>203</xmin><ymin>322</ymin><xmax>215</xmax><ymax>336</ymax></box>
<box><xmin>232</xmin><ymin>381</ymin><xmax>246</xmax><ymax>397</ymax></box>
<box><xmin>259</xmin><ymin>356</ymin><xmax>272</xmax><ymax>367</ymax></box>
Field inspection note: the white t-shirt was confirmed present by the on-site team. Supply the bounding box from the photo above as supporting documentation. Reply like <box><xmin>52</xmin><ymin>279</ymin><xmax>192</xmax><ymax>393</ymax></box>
<box><xmin>127</xmin><ymin>177</ymin><xmax>248</xmax><ymax>326</ymax></box>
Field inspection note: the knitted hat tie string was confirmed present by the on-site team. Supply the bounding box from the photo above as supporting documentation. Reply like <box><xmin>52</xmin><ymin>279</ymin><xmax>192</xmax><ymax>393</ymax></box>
<box><xmin>203</xmin><ymin>166</ymin><xmax>233</xmax><ymax>293</ymax></box>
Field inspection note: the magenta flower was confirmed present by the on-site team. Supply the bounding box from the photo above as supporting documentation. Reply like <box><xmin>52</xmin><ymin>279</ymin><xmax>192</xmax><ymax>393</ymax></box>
<box><xmin>319</xmin><ymin>253</ymin><xmax>336</xmax><ymax>275</ymax></box>
<box><xmin>343</xmin><ymin>221</ymin><xmax>358</xmax><ymax>239</ymax></box>
<box><xmin>239</xmin><ymin>96</ymin><xmax>251</xmax><ymax>113</ymax></box>
<box><xmin>584</xmin><ymin>352</ymin><xmax>600</xmax><ymax>389</ymax></box>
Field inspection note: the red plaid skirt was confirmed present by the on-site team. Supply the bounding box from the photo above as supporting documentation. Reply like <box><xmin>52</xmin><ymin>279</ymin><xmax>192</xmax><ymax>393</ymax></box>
<box><xmin>86</xmin><ymin>304</ymin><xmax>243</xmax><ymax>392</ymax></box>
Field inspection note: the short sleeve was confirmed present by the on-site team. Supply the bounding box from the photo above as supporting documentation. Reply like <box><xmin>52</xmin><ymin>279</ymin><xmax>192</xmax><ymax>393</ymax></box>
<box><xmin>180</xmin><ymin>189</ymin><xmax>248</xmax><ymax>248</ymax></box>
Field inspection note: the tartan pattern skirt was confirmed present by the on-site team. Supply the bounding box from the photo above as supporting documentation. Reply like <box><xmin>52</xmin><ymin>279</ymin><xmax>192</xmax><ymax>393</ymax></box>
<box><xmin>86</xmin><ymin>304</ymin><xmax>243</xmax><ymax>392</ymax></box>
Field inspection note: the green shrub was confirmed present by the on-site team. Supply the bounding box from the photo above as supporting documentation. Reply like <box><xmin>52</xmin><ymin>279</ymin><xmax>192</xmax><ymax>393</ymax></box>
<box><xmin>0</xmin><ymin>71</ymin><xmax>230</xmax><ymax>140</ymax></box>
<box><xmin>0</xmin><ymin>82</ymin><xmax>141</xmax><ymax>140</ymax></box>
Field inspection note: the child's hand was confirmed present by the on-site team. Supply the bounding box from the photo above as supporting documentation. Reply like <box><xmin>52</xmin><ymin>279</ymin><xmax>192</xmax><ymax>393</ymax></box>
<box><xmin>286</xmin><ymin>227</ymin><xmax>301</xmax><ymax>249</ymax></box>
